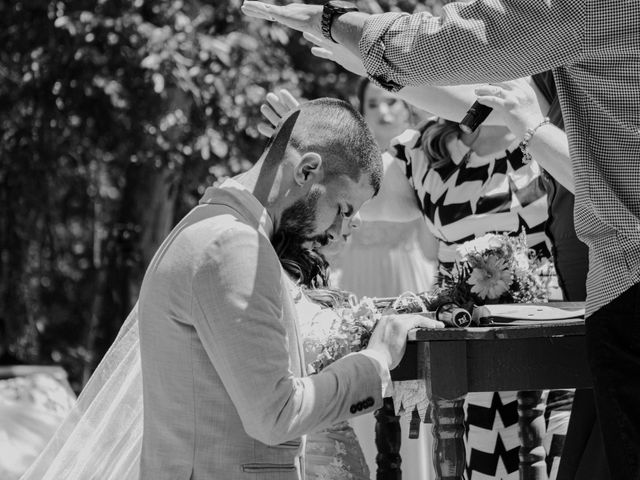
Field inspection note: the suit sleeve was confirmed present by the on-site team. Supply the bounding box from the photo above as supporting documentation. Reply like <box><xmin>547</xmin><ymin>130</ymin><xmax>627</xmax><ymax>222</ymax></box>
<box><xmin>190</xmin><ymin>225</ymin><xmax>386</xmax><ymax>445</ymax></box>
<box><xmin>359</xmin><ymin>0</ymin><xmax>586</xmax><ymax>88</ymax></box>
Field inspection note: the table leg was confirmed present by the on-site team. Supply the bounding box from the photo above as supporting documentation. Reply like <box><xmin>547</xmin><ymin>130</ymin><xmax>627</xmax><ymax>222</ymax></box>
<box><xmin>430</xmin><ymin>396</ymin><xmax>466</xmax><ymax>480</ymax></box>
<box><xmin>374</xmin><ymin>397</ymin><xmax>402</xmax><ymax>480</ymax></box>
<box><xmin>517</xmin><ymin>390</ymin><xmax>548</xmax><ymax>480</ymax></box>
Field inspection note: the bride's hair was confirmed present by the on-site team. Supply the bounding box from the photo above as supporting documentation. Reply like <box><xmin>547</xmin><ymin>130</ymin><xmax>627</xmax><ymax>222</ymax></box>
<box><xmin>419</xmin><ymin>117</ymin><xmax>463</xmax><ymax>170</ymax></box>
<box><xmin>272</xmin><ymin>231</ymin><xmax>352</xmax><ymax>309</ymax></box>
<box><xmin>272</xmin><ymin>231</ymin><xmax>330</xmax><ymax>289</ymax></box>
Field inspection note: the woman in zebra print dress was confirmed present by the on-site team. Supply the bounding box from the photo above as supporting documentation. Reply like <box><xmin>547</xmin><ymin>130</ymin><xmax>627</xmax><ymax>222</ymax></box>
<box><xmin>388</xmin><ymin>79</ymin><xmax>571</xmax><ymax>479</ymax></box>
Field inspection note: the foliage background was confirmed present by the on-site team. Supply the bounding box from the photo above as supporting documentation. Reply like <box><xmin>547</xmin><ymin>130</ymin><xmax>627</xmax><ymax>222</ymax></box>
<box><xmin>0</xmin><ymin>0</ymin><xmax>447</xmax><ymax>392</ymax></box>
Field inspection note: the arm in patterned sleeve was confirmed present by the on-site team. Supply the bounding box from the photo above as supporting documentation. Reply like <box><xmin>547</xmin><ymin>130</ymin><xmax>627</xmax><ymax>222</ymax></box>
<box><xmin>357</xmin><ymin>0</ymin><xmax>586</xmax><ymax>88</ymax></box>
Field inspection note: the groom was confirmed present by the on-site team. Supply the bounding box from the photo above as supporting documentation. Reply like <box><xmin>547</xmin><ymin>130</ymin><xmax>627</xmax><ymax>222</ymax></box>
<box><xmin>137</xmin><ymin>98</ymin><xmax>442</xmax><ymax>479</ymax></box>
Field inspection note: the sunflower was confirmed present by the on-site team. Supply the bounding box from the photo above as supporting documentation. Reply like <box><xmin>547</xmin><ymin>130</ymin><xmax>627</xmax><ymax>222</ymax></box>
<box><xmin>467</xmin><ymin>255</ymin><xmax>512</xmax><ymax>299</ymax></box>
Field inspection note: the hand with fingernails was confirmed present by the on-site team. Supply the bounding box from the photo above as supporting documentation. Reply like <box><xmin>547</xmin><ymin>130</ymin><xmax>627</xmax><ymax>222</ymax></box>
<box><xmin>303</xmin><ymin>32</ymin><xmax>367</xmax><ymax>77</ymax></box>
<box><xmin>242</xmin><ymin>1</ymin><xmax>366</xmax><ymax>75</ymax></box>
<box><xmin>241</xmin><ymin>1</ymin><xmax>324</xmax><ymax>38</ymax></box>
<box><xmin>367</xmin><ymin>313</ymin><xmax>444</xmax><ymax>370</ymax></box>
<box><xmin>257</xmin><ymin>89</ymin><xmax>301</xmax><ymax>138</ymax></box>
<box><xmin>474</xmin><ymin>78</ymin><xmax>546</xmax><ymax>139</ymax></box>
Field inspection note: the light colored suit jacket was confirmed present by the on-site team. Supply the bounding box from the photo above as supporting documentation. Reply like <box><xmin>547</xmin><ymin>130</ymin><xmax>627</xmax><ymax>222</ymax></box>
<box><xmin>138</xmin><ymin>179</ymin><xmax>385</xmax><ymax>480</ymax></box>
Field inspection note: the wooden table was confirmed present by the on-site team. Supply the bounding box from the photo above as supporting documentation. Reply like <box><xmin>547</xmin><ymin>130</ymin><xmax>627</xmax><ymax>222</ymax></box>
<box><xmin>0</xmin><ymin>365</ymin><xmax>69</xmax><ymax>380</ymax></box>
<box><xmin>375</xmin><ymin>315</ymin><xmax>592</xmax><ymax>480</ymax></box>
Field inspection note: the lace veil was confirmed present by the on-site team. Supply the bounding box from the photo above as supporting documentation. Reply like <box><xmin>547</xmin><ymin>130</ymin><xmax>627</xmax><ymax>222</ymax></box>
<box><xmin>21</xmin><ymin>305</ymin><xmax>143</xmax><ymax>480</ymax></box>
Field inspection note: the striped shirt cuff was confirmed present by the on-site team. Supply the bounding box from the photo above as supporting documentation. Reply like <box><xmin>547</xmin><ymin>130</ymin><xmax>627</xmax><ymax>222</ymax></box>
<box><xmin>359</xmin><ymin>12</ymin><xmax>408</xmax><ymax>92</ymax></box>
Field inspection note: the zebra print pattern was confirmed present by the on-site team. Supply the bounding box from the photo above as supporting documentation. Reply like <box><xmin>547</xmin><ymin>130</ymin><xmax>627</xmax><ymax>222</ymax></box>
<box><xmin>390</xmin><ymin>125</ymin><xmax>555</xmax><ymax>479</ymax></box>
<box><xmin>390</xmin><ymin>126</ymin><xmax>549</xmax><ymax>264</ymax></box>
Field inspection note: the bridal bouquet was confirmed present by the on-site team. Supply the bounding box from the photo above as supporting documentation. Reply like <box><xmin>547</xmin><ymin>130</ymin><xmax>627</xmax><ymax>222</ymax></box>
<box><xmin>306</xmin><ymin>231</ymin><xmax>553</xmax><ymax>374</ymax></box>
<box><xmin>423</xmin><ymin>231</ymin><xmax>553</xmax><ymax>316</ymax></box>
<box><xmin>305</xmin><ymin>296</ymin><xmax>381</xmax><ymax>374</ymax></box>
<box><xmin>305</xmin><ymin>292</ymin><xmax>432</xmax><ymax>374</ymax></box>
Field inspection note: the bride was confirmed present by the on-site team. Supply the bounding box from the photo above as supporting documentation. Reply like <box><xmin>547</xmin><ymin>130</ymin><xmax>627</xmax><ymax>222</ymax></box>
<box><xmin>21</xmin><ymin>232</ymin><xmax>374</xmax><ymax>480</ymax></box>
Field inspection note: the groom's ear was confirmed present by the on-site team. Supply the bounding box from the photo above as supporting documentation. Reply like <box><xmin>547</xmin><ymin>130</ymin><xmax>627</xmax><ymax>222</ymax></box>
<box><xmin>294</xmin><ymin>152</ymin><xmax>323</xmax><ymax>186</ymax></box>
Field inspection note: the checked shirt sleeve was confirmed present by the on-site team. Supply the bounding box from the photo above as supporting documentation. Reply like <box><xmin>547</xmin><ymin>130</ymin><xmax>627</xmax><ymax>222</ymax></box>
<box><xmin>359</xmin><ymin>0</ymin><xmax>586</xmax><ymax>89</ymax></box>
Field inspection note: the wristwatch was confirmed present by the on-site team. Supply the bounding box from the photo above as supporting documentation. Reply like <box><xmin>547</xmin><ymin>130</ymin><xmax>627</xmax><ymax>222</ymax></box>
<box><xmin>321</xmin><ymin>1</ymin><xmax>359</xmax><ymax>43</ymax></box>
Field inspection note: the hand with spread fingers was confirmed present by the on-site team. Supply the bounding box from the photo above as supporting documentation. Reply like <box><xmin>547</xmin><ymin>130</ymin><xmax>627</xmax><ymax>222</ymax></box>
<box><xmin>257</xmin><ymin>89</ymin><xmax>301</xmax><ymax>138</ymax></box>
<box><xmin>241</xmin><ymin>1</ymin><xmax>324</xmax><ymax>38</ymax></box>
<box><xmin>474</xmin><ymin>78</ymin><xmax>546</xmax><ymax>139</ymax></box>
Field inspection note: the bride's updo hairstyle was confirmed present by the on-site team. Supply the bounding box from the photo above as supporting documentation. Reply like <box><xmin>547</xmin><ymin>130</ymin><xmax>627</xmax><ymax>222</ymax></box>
<box><xmin>286</xmin><ymin>98</ymin><xmax>383</xmax><ymax>195</ymax></box>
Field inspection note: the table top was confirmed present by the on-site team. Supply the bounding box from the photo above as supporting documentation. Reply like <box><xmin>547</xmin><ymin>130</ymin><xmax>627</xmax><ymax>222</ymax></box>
<box><xmin>410</xmin><ymin>319</ymin><xmax>585</xmax><ymax>341</ymax></box>
<box><xmin>0</xmin><ymin>365</ymin><xmax>68</xmax><ymax>380</ymax></box>
<box><xmin>409</xmin><ymin>302</ymin><xmax>586</xmax><ymax>342</ymax></box>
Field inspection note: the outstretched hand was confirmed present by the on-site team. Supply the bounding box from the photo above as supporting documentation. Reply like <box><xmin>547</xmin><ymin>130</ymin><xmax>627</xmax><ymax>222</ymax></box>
<box><xmin>257</xmin><ymin>89</ymin><xmax>300</xmax><ymax>138</ymax></box>
<box><xmin>474</xmin><ymin>78</ymin><xmax>546</xmax><ymax>139</ymax></box>
<box><xmin>241</xmin><ymin>1</ymin><xmax>323</xmax><ymax>38</ymax></box>
<box><xmin>367</xmin><ymin>313</ymin><xmax>444</xmax><ymax>370</ymax></box>
<box><xmin>303</xmin><ymin>33</ymin><xmax>367</xmax><ymax>77</ymax></box>
<box><xmin>242</xmin><ymin>2</ymin><xmax>368</xmax><ymax>76</ymax></box>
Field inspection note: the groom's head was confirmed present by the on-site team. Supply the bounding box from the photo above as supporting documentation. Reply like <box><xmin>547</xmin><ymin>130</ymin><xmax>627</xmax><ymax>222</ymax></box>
<box><xmin>265</xmin><ymin>98</ymin><xmax>382</xmax><ymax>251</ymax></box>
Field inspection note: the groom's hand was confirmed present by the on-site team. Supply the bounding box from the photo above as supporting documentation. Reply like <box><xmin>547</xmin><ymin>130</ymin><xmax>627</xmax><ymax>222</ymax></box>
<box><xmin>367</xmin><ymin>313</ymin><xmax>444</xmax><ymax>370</ymax></box>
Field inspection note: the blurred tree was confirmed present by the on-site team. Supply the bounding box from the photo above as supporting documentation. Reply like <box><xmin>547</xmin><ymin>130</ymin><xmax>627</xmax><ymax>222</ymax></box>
<box><xmin>0</xmin><ymin>0</ymin><xmax>446</xmax><ymax>391</ymax></box>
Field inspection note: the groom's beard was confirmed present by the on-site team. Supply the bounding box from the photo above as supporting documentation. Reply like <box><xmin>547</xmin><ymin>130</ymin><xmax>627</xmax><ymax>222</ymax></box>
<box><xmin>277</xmin><ymin>185</ymin><xmax>323</xmax><ymax>243</ymax></box>
<box><xmin>272</xmin><ymin>186</ymin><xmax>332</xmax><ymax>280</ymax></box>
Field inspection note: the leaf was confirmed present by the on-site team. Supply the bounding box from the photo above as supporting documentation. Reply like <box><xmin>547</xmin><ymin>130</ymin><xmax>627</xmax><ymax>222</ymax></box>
<box><xmin>141</xmin><ymin>53</ymin><xmax>162</xmax><ymax>70</ymax></box>
<box><xmin>152</xmin><ymin>72</ymin><xmax>165</xmax><ymax>93</ymax></box>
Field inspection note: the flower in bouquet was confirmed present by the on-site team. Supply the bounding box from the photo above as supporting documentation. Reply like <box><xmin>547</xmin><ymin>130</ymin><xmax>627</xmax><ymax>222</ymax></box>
<box><xmin>306</xmin><ymin>292</ymin><xmax>431</xmax><ymax>374</ymax></box>
<box><xmin>467</xmin><ymin>255</ymin><xmax>511</xmax><ymax>299</ymax></box>
<box><xmin>420</xmin><ymin>231</ymin><xmax>553</xmax><ymax>320</ymax></box>
<box><xmin>306</xmin><ymin>296</ymin><xmax>382</xmax><ymax>374</ymax></box>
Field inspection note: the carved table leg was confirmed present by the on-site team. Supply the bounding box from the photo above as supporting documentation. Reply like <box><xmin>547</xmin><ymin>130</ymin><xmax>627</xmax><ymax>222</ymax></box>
<box><xmin>430</xmin><ymin>396</ymin><xmax>466</xmax><ymax>480</ymax></box>
<box><xmin>517</xmin><ymin>390</ymin><xmax>548</xmax><ymax>480</ymax></box>
<box><xmin>375</xmin><ymin>397</ymin><xmax>402</xmax><ymax>480</ymax></box>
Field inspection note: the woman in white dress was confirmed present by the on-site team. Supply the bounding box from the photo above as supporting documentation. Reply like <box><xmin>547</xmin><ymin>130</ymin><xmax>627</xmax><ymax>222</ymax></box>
<box><xmin>275</xmin><ymin>231</ymin><xmax>372</xmax><ymax>480</ymax></box>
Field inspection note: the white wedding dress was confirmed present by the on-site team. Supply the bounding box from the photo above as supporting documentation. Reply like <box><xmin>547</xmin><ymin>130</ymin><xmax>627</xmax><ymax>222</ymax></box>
<box><xmin>21</xmin><ymin>307</ymin><xmax>142</xmax><ymax>480</ymax></box>
<box><xmin>21</xmin><ymin>282</ymin><xmax>372</xmax><ymax>480</ymax></box>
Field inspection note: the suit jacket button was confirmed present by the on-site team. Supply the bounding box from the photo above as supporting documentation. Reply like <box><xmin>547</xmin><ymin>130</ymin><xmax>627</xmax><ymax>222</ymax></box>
<box><xmin>358</xmin><ymin>401</ymin><xmax>364</xmax><ymax>411</ymax></box>
<box><xmin>366</xmin><ymin>397</ymin><xmax>374</xmax><ymax>408</ymax></box>
<box><xmin>350</xmin><ymin>405</ymin><xmax>357</xmax><ymax>414</ymax></box>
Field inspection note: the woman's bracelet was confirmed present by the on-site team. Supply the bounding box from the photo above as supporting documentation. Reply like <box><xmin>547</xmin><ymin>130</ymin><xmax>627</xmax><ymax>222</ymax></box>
<box><xmin>519</xmin><ymin>117</ymin><xmax>551</xmax><ymax>164</ymax></box>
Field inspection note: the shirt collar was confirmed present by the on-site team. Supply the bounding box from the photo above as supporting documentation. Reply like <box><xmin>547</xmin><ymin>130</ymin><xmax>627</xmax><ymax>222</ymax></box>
<box><xmin>198</xmin><ymin>178</ymin><xmax>274</xmax><ymax>239</ymax></box>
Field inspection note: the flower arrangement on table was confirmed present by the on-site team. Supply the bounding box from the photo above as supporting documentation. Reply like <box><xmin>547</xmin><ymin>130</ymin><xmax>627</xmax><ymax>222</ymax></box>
<box><xmin>304</xmin><ymin>232</ymin><xmax>554</xmax><ymax>429</ymax></box>
<box><xmin>307</xmin><ymin>231</ymin><xmax>554</xmax><ymax>375</ymax></box>
<box><xmin>421</xmin><ymin>231</ymin><xmax>554</xmax><ymax>315</ymax></box>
